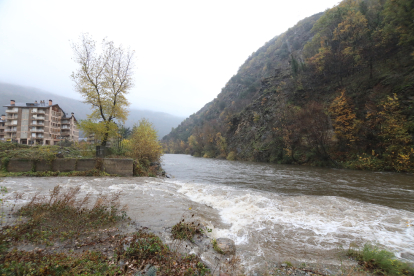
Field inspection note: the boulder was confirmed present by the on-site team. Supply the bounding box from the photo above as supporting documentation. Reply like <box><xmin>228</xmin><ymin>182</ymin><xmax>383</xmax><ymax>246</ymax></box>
<box><xmin>401</xmin><ymin>252</ymin><xmax>414</xmax><ymax>261</ymax></box>
<box><xmin>215</xmin><ymin>238</ymin><xmax>236</xmax><ymax>255</ymax></box>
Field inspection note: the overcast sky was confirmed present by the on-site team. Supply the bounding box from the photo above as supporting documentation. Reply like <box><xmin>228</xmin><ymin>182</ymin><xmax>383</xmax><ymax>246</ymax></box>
<box><xmin>0</xmin><ymin>0</ymin><xmax>339</xmax><ymax>117</ymax></box>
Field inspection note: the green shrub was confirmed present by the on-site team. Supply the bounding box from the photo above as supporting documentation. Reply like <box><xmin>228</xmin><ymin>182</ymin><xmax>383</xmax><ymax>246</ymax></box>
<box><xmin>347</xmin><ymin>244</ymin><xmax>414</xmax><ymax>275</ymax></box>
<box><xmin>226</xmin><ymin>151</ymin><xmax>236</xmax><ymax>161</ymax></box>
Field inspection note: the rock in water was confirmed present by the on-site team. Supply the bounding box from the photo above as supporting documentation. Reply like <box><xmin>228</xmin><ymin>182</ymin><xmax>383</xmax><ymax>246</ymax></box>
<box><xmin>216</xmin><ymin>238</ymin><xmax>236</xmax><ymax>255</ymax></box>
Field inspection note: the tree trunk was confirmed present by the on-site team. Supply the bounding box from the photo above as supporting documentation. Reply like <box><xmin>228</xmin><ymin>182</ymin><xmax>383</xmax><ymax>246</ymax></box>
<box><xmin>101</xmin><ymin>131</ymin><xmax>109</xmax><ymax>147</ymax></box>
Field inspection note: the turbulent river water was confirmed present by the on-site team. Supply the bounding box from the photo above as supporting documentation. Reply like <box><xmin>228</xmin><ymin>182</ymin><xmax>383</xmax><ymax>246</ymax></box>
<box><xmin>1</xmin><ymin>154</ymin><xmax>413</xmax><ymax>272</ymax></box>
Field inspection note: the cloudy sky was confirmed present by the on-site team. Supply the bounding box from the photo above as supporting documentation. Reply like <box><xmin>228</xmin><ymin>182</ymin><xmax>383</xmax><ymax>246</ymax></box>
<box><xmin>0</xmin><ymin>0</ymin><xmax>339</xmax><ymax>117</ymax></box>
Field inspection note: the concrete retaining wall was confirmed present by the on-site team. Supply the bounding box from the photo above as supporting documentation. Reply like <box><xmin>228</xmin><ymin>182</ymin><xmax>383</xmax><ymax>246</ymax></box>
<box><xmin>103</xmin><ymin>158</ymin><xmax>133</xmax><ymax>177</ymax></box>
<box><xmin>76</xmin><ymin>159</ymin><xmax>96</xmax><ymax>171</ymax></box>
<box><xmin>53</xmin><ymin>159</ymin><xmax>77</xmax><ymax>172</ymax></box>
<box><xmin>8</xmin><ymin>159</ymin><xmax>34</xmax><ymax>172</ymax></box>
<box><xmin>5</xmin><ymin>158</ymin><xmax>134</xmax><ymax>176</ymax></box>
<box><xmin>35</xmin><ymin>160</ymin><xmax>53</xmax><ymax>172</ymax></box>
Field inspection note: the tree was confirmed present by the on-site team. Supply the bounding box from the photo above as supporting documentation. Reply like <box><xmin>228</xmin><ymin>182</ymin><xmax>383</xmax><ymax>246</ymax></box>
<box><xmin>329</xmin><ymin>89</ymin><xmax>359</xmax><ymax>149</ymax></box>
<box><xmin>78</xmin><ymin>119</ymin><xmax>118</xmax><ymax>145</ymax></box>
<box><xmin>127</xmin><ymin>119</ymin><xmax>163</xmax><ymax>163</ymax></box>
<box><xmin>71</xmin><ymin>33</ymin><xmax>134</xmax><ymax>146</ymax></box>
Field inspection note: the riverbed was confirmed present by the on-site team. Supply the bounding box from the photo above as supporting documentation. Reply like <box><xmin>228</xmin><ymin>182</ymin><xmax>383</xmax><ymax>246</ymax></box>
<box><xmin>1</xmin><ymin>154</ymin><xmax>413</xmax><ymax>273</ymax></box>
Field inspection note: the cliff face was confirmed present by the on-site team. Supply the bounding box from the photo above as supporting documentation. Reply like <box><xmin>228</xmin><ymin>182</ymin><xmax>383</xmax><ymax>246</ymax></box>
<box><xmin>163</xmin><ymin>0</ymin><xmax>414</xmax><ymax>172</ymax></box>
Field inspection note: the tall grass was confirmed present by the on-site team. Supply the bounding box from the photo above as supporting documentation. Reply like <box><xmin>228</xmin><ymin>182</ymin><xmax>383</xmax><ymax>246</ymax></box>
<box><xmin>347</xmin><ymin>244</ymin><xmax>414</xmax><ymax>276</ymax></box>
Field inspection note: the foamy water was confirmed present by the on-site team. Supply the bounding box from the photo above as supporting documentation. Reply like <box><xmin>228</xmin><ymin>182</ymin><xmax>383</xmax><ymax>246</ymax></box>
<box><xmin>161</xmin><ymin>154</ymin><xmax>414</xmax><ymax>267</ymax></box>
<box><xmin>1</xmin><ymin>154</ymin><xmax>413</xmax><ymax>271</ymax></box>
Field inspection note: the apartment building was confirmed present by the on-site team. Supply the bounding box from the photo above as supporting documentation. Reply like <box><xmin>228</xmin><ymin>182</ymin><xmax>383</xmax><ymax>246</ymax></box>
<box><xmin>0</xmin><ymin>115</ymin><xmax>5</xmax><ymax>141</ymax></box>
<box><xmin>3</xmin><ymin>99</ymin><xmax>79</xmax><ymax>145</ymax></box>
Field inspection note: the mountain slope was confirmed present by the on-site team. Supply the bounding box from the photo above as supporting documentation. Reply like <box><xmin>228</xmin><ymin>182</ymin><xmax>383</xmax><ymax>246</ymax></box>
<box><xmin>0</xmin><ymin>82</ymin><xmax>184</xmax><ymax>138</ymax></box>
<box><xmin>162</xmin><ymin>0</ymin><xmax>414</xmax><ymax>172</ymax></box>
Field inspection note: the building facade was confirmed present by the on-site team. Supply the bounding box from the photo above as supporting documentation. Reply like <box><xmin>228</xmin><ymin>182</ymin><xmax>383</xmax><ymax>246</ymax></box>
<box><xmin>0</xmin><ymin>115</ymin><xmax>5</xmax><ymax>141</ymax></box>
<box><xmin>3</xmin><ymin>99</ymin><xmax>79</xmax><ymax>145</ymax></box>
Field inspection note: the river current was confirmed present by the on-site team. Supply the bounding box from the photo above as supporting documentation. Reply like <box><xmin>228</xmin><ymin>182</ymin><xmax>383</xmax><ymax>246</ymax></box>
<box><xmin>1</xmin><ymin>154</ymin><xmax>413</xmax><ymax>272</ymax></box>
<box><xmin>160</xmin><ymin>154</ymin><xmax>414</xmax><ymax>267</ymax></box>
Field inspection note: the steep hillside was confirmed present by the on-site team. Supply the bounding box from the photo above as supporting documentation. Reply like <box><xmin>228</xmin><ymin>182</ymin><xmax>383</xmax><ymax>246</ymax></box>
<box><xmin>0</xmin><ymin>82</ymin><xmax>185</xmax><ymax>138</ymax></box>
<box><xmin>162</xmin><ymin>0</ymin><xmax>414</xmax><ymax>172</ymax></box>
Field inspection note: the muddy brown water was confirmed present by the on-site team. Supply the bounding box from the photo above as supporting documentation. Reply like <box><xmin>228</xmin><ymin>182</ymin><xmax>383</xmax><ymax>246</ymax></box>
<box><xmin>1</xmin><ymin>154</ymin><xmax>413</xmax><ymax>273</ymax></box>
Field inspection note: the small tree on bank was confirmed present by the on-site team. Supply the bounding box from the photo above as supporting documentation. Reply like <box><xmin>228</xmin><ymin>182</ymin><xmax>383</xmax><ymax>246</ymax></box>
<box><xmin>71</xmin><ymin>33</ymin><xmax>134</xmax><ymax>146</ymax></box>
<box><xmin>126</xmin><ymin>119</ymin><xmax>163</xmax><ymax>164</ymax></box>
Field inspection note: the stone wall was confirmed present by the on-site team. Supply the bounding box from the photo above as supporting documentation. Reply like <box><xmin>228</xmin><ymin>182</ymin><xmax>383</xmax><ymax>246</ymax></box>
<box><xmin>4</xmin><ymin>158</ymin><xmax>134</xmax><ymax>176</ymax></box>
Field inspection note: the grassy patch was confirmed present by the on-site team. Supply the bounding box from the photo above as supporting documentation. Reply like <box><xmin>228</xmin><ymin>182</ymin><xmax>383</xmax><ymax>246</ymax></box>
<box><xmin>347</xmin><ymin>244</ymin><xmax>414</xmax><ymax>276</ymax></box>
<box><xmin>1</xmin><ymin>250</ymin><xmax>121</xmax><ymax>275</ymax></box>
<box><xmin>171</xmin><ymin>216</ymin><xmax>203</xmax><ymax>242</ymax></box>
<box><xmin>0</xmin><ymin>185</ymin><xmax>211</xmax><ymax>275</ymax></box>
<box><xmin>0</xmin><ymin>169</ymin><xmax>115</xmax><ymax>177</ymax></box>
<box><xmin>0</xmin><ymin>142</ymin><xmax>87</xmax><ymax>161</ymax></box>
<box><xmin>0</xmin><ymin>185</ymin><xmax>127</xmax><ymax>250</ymax></box>
<box><xmin>212</xmin><ymin>239</ymin><xmax>224</xmax><ymax>255</ymax></box>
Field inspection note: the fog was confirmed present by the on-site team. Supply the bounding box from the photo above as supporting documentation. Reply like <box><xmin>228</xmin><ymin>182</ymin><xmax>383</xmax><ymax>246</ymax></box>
<box><xmin>0</xmin><ymin>0</ymin><xmax>339</xmax><ymax>117</ymax></box>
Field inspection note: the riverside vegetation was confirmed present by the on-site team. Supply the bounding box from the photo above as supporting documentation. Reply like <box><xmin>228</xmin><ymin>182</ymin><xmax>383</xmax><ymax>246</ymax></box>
<box><xmin>0</xmin><ymin>185</ymin><xmax>210</xmax><ymax>276</ymax></box>
<box><xmin>162</xmin><ymin>0</ymin><xmax>414</xmax><ymax>173</ymax></box>
<box><xmin>0</xmin><ymin>185</ymin><xmax>413</xmax><ymax>275</ymax></box>
<box><xmin>0</xmin><ymin>118</ymin><xmax>164</xmax><ymax>177</ymax></box>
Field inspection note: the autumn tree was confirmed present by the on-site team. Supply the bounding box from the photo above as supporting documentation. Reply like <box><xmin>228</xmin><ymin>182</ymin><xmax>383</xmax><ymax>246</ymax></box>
<box><xmin>71</xmin><ymin>33</ymin><xmax>134</xmax><ymax>146</ymax></box>
<box><xmin>127</xmin><ymin>119</ymin><xmax>163</xmax><ymax>163</ymax></box>
<box><xmin>367</xmin><ymin>94</ymin><xmax>413</xmax><ymax>171</ymax></box>
<box><xmin>329</xmin><ymin>89</ymin><xmax>359</xmax><ymax>150</ymax></box>
<box><xmin>78</xmin><ymin>120</ymin><xmax>118</xmax><ymax>145</ymax></box>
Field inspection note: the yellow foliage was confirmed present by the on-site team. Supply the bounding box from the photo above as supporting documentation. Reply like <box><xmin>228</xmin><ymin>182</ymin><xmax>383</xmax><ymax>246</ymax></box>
<box><xmin>226</xmin><ymin>151</ymin><xmax>236</xmax><ymax>161</ymax></box>
<box><xmin>329</xmin><ymin>89</ymin><xmax>358</xmax><ymax>145</ymax></box>
<box><xmin>126</xmin><ymin>119</ymin><xmax>163</xmax><ymax>163</ymax></box>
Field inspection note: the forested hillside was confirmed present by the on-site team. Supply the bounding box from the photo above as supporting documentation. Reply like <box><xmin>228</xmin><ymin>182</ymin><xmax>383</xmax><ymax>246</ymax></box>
<box><xmin>162</xmin><ymin>0</ymin><xmax>414</xmax><ymax>172</ymax></box>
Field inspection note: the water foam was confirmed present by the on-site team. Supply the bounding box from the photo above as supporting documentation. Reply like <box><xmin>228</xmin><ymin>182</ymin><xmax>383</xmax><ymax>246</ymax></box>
<box><xmin>172</xmin><ymin>180</ymin><xmax>414</xmax><ymax>260</ymax></box>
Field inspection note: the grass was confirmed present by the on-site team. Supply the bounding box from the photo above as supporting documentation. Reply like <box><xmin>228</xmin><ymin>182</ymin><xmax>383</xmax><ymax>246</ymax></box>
<box><xmin>0</xmin><ymin>185</ymin><xmax>127</xmax><ymax>250</ymax></box>
<box><xmin>347</xmin><ymin>243</ymin><xmax>414</xmax><ymax>276</ymax></box>
<box><xmin>211</xmin><ymin>239</ymin><xmax>224</xmax><ymax>255</ymax></box>
<box><xmin>0</xmin><ymin>142</ymin><xmax>88</xmax><ymax>161</ymax></box>
<box><xmin>0</xmin><ymin>169</ymin><xmax>114</xmax><ymax>177</ymax></box>
<box><xmin>171</xmin><ymin>216</ymin><xmax>203</xmax><ymax>242</ymax></box>
<box><xmin>0</xmin><ymin>185</ymin><xmax>211</xmax><ymax>276</ymax></box>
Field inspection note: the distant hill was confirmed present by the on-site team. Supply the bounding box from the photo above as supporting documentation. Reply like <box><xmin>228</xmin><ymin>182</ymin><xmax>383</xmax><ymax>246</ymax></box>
<box><xmin>0</xmin><ymin>82</ymin><xmax>185</xmax><ymax>138</ymax></box>
<box><xmin>162</xmin><ymin>0</ymin><xmax>414</xmax><ymax>172</ymax></box>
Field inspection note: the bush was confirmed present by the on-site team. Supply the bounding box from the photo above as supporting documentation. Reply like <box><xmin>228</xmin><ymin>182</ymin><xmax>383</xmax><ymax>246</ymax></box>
<box><xmin>226</xmin><ymin>151</ymin><xmax>237</xmax><ymax>161</ymax></box>
<box><xmin>126</xmin><ymin>119</ymin><xmax>163</xmax><ymax>164</ymax></box>
<box><xmin>347</xmin><ymin>244</ymin><xmax>414</xmax><ymax>275</ymax></box>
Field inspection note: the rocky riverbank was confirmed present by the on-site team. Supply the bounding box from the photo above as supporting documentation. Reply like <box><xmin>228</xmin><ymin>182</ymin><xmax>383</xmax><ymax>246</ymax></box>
<box><xmin>1</xmin><ymin>176</ymin><xmax>408</xmax><ymax>275</ymax></box>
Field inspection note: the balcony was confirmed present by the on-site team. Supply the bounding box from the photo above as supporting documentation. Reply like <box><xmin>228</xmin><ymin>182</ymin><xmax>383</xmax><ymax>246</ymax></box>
<box><xmin>61</xmin><ymin>120</ymin><xmax>70</xmax><ymax>124</ymax></box>
<box><xmin>32</xmin><ymin>116</ymin><xmax>45</xmax><ymax>120</ymax></box>
<box><xmin>32</xmin><ymin>110</ymin><xmax>45</xmax><ymax>114</ymax></box>
<box><xmin>6</xmin><ymin>108</ymin><xmax>18</xmax><ymax>113</ymax></box>
<box><xmin>31</xmin><ymin>129</ymin><xmax>44</xmax><ymax>132</ymax></box>
<box><xmin>6</xmin><ymin>115</ymin><xmax>18</xmax><ymax>119</ymax></box>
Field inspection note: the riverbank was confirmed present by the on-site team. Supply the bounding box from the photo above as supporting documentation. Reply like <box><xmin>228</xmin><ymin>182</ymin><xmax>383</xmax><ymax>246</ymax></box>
<box><xmin>1</xmin><ymin>176</ymin><xmax>413</xmax><ymax>275</ymax></box>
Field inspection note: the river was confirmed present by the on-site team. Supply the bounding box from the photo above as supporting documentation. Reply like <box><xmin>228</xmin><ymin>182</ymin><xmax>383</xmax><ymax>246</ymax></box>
<box><xmin>160</xmin><ymin>154</ymin><xmax>414</xmax><ymax>268</ymax></box>
<box><xmin>1</xmin><ymin>154</ymin><xmax>413</xmax><ymax>272</ymax></box>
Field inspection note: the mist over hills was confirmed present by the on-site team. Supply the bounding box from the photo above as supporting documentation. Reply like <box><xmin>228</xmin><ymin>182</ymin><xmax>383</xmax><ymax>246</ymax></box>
<box><xmin>0</xmin><ymin>82</ymin><xmax>185</xmax><ymax>138</ymax></box>
<box><xmin>162</xmin><ymin>0</ymin><xmax>414</xmax><ymax>172</ymax></box>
